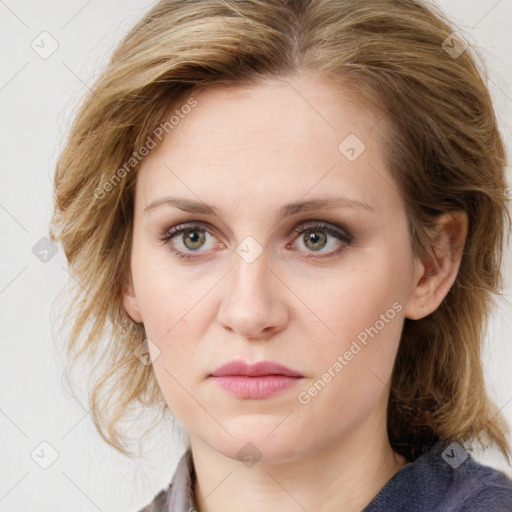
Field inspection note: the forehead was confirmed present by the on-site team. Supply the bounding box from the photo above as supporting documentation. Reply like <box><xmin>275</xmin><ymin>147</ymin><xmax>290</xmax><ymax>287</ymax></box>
<box><xmin>163</xmin><ymin>75</ymin><xmax>382</xmax><ymax>153</ymax></box>
<box><xmin>136</xmin><ymin>75</ymin><xmax>399</xmax><ymax>216</ymax></box>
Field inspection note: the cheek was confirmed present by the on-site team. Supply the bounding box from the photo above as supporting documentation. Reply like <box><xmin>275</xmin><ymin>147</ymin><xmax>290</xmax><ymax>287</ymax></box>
<box><xmin>132</xmin><ymin>239</ymin><xmax>208</xmax><ymax>337</ymax></box>
<box><xmin>316</xmin><ymin>254</ymin><xmax>404</xmax><ymax>338</ymax></box>
<box><xmin>292</xmin><ymin>277</ymin><xmax>404</xmax><ymax>436</ymax></box>
<box><xmin>298</xmin><ymin>251</ymin><xmax>406</xmax><ymax>397</ymax></box>
<box><xmin>134</xmin><ymin>228</ymin><xmax>409</xmax><ymax>414</ymax></box>
<box><xmin>132</xmin><ymin>254</ymin><xmax>218</xmax><ymax>386</ymax></box>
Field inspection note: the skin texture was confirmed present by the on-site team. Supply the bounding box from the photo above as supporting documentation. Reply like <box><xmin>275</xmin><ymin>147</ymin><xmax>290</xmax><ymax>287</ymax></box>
<box><xmin>123</xmin><ymin>74</ymin><xmax>468</xmax><ymax>512</ymax></box>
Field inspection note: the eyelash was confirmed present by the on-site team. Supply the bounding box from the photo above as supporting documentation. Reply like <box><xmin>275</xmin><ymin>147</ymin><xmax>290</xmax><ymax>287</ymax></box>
<box><xmin>157</xmin><ymin>221</ymin><xmax>354</xmax><ymax>261</ymax></box>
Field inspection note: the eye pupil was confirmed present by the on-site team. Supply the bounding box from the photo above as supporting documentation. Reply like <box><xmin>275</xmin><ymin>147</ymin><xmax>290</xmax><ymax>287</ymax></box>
<box><xmin>304</xmin><ymin>230</ymin><xmax>327</xmax><ymax>251</ymax></box>
<box><xmin>184</xmin><ymin>229</ymin><xmax>205</xmax><ymax>250</ymax></box>
<box><xmin>165</xmin><ymin>222</ymin><xmax>350</xmax><ymax>260</ymax></box>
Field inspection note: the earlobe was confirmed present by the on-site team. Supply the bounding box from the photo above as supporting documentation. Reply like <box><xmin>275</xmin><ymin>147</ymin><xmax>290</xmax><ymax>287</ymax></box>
<box><xmin>404</xmin><ymin>210</ymin><xmax>468</xmax><ymax>321</ymax></box>
<box><xmin>122</xmin><ymin>282</ymin><xmax>143</xmax><ymax>324</ymax></box>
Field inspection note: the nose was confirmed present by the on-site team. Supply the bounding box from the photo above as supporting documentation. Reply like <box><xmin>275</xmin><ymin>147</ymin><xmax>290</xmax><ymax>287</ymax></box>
<box><xmin>217</xmin><ymin>249</ymin><xmax>288</xmax><ymax>340</ymax></box>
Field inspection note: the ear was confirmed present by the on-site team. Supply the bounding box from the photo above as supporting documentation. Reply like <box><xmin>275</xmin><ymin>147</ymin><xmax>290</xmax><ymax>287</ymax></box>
<box><xmin>404</xmin><ymin>210</ymin><xmax>468</xmax><ymax>320</ymax></box>
<box><xmin>122</xmin><ymin>273</ymin><xmax>143</xmax><ymax>324</ymax></box>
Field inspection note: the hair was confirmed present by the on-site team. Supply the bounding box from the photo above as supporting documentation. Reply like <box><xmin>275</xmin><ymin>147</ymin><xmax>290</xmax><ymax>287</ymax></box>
<box><xmin>49</xmin><ymin>0</ymin><xmax>511</xmax><ymax>462</ymax></box>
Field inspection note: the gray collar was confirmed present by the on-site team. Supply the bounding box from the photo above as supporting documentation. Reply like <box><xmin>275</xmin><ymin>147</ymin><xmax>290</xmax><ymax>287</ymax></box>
<box><xmin>167</xmin><ymin>448</ymin><xmax>196</xmax><ymax>512</ymax></box>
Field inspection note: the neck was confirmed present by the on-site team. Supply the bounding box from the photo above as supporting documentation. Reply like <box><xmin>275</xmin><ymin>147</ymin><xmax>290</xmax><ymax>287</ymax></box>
<box><xmin>189</xmin><ymin>418</ymin><xmax>408</xmax><ymax>512</ymax></box>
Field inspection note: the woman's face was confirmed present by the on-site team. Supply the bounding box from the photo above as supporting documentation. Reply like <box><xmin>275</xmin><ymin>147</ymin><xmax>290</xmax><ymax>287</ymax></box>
<box><xmin>124</xmin><ymin>74</ymin><xmax>424</xmax><ymax>463</ymax></box>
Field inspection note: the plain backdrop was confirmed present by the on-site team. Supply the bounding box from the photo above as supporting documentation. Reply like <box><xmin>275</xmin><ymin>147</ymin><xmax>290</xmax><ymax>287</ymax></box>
<box><xmin>1</xmin><ymin>1</ymin><xmax>511</xmax><ymax>511</ymax></box>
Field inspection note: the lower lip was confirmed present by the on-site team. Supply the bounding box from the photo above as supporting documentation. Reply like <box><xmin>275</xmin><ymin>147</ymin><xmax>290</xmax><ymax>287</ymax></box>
<box><xmin>211</xmin><ymin>375</ymin><xmax>303</xmax><ymax>399</ymax></box>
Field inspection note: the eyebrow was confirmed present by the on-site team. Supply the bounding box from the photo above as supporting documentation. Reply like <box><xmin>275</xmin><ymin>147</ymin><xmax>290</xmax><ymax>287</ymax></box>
<box><xmin>144</xmin><ymin>195</ymin><xmax>374</xmax><ymax>220</ymax></box>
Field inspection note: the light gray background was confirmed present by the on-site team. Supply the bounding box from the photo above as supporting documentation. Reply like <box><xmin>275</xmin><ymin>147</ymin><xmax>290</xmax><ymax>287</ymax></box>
<box><xmin>1</xmin><ymin>1</ymin><xmax>511</xmax><ymax>511</ymax></box>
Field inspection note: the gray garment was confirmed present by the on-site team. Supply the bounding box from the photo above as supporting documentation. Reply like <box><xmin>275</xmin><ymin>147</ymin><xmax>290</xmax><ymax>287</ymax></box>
<box><xmin>138</xmin><ymin>438</ymin><xmax>512</xmax><ymax>511</ymax></box>
<box><xmin>138</xmin><ymin>447</ymin><xmax>196</xmax><ymax>512</ymax></box>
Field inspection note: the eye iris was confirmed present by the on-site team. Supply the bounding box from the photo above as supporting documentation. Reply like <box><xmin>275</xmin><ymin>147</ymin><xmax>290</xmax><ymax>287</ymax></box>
<box><xmin>183</xmin><ymin>229</ymin><xmax>205</xmax><ymax>250</ymax></box>
<box><xmin>304</xmin><ymin>230</ymin><xmax>327</xmax><ymax>251</ymax></box>
<box><xmin>173</xmin><ymin>226</ymin><xmax>339</xmax><ymax>253</ymax></box>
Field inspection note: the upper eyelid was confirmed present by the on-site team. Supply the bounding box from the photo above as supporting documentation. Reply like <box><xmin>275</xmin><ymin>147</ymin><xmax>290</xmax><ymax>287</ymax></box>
<box><xmin>164</xmin><ymin>221</ymin><xmax>218</xmax><ymax>240</ymax></box>
<box><xmin>163</xmin><ymin>219</ymin><xmax>352</xmax><ymax>244</ymax></box>
<box><xmin>161</xmin><ymin>221</ymin><xmax>354</xmax><ymax>262</ymax></box>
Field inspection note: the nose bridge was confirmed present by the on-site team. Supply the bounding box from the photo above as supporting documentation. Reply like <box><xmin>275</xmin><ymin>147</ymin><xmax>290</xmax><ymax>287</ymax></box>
<box><xmin>233</xmin><ymin>242</ymin><xmax>271</xmax><ymax>295</ymax></box>
<box><xmin>229</xmin><ymin>244</ymin><xmax>273</xmax><ymax>312</ymax></box>
<box><xmin>217</xmin><ymin>243</ymin><xmax>287</xmax><ymax>338</ymax></box>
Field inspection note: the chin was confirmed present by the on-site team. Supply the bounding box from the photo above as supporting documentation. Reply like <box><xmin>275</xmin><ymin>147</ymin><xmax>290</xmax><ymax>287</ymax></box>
<box><xmin>206</xmin><ymin>423</ymin><xmax>306</xmax><ymax>466</ymax></box>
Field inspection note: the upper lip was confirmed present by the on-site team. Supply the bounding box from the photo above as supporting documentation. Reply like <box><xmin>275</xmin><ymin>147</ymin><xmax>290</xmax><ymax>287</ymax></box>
<box><xmin>210</xmin><ymin>360</ymin><xmax>303</xmax><ymax>378</ymax></box>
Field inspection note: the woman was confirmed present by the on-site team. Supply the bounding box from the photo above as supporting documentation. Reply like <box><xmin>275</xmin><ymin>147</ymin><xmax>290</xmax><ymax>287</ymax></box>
<box><xmin>50</xmin><ymin>0</ymin><xmax>512</xmax><ymax>510</ymax></box>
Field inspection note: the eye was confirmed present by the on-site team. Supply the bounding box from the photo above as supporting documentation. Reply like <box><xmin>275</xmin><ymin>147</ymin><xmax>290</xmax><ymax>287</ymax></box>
<box><xmin>158</xmin><ymin>223</ymin><xmax>220</xmax><ymax>260</ymax></box>
<box><xmin>289</xmin><ymin>221</ymin><xmax>353</xmax><ymax>259</ymax></box>
<box><xmin>158</xmin><ymin>220</ymin><xmax>353</xmax><ymax>261</ymax></box>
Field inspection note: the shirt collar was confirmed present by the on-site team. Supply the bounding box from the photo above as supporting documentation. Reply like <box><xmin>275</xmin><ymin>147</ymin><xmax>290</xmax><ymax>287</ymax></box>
<box><xmin>166</xmin><ymin>447</ymin><xmax>197</xmax><ymax>512</ymax></box>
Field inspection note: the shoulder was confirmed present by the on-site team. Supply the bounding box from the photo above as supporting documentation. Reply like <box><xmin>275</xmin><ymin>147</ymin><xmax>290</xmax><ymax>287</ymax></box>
<box><xmin>136</xmin><ymin>487</ymin><xmax>170</xmax><ymax>512</ymax></box>
<box><xmin>364</xmin><ymin>439</ymin><xmax>512</xmax><ymax>511</ymax></box>
<box><xmin>135</xmin><ymin>447</ymin><xmax>196</xmax><ymax>512</ymax></box>
<box><xmin>455</xmin><ymin>461</ymin><xmax>512</xmax><ymax>511</ymax></box>
<box><xmin>427</xmin><ymin>441</ymin><xmax>512</xmax><ymax>511</ymax></box>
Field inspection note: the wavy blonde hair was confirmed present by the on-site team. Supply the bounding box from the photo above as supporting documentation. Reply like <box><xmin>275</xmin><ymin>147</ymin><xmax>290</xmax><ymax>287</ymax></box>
<box><xmin>50</xmin><ymin>0</ymin><xmax>511</xmax><ymax>461</ymax></box>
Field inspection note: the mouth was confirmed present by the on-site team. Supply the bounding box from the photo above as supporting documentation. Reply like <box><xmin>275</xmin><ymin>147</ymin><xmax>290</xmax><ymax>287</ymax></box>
<box><xmin>209</xmin><ymin>360</ymin><xmax>304</xmax><ymax>399</ymax></box>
